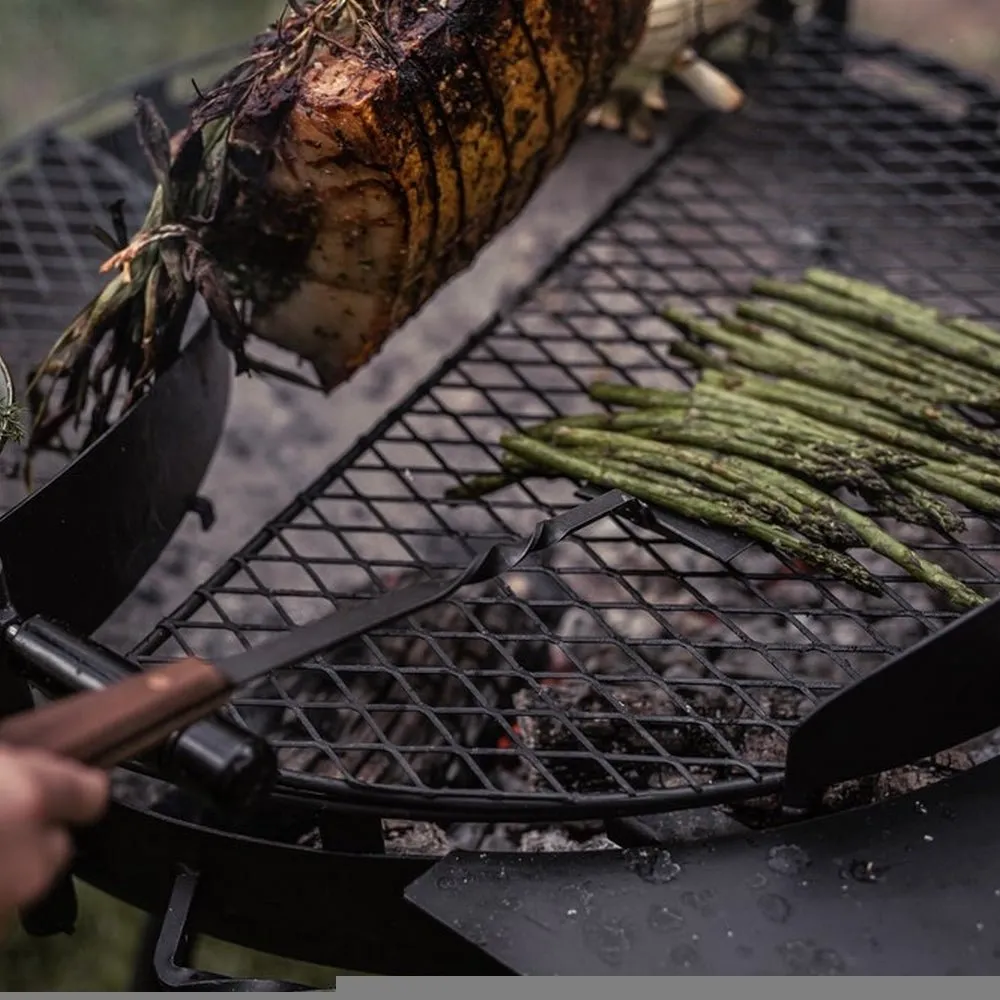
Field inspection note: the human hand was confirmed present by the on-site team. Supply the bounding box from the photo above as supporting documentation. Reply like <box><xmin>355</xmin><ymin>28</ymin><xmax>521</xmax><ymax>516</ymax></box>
<box><xmin>0</xmin><ymin>746</ymin><xmax>109</xmax><ymax>932</ymax></box>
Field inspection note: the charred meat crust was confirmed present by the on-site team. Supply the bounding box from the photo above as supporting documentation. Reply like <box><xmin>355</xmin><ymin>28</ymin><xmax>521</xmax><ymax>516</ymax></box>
<box><xmin>185</xmin><ymin>1</ymin><xmax>654</xmax><ymax>387</ymax></box>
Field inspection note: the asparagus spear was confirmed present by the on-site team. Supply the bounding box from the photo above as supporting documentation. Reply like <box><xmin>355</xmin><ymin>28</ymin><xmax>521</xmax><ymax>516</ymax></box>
<box><xmin>500</xmin><ymin>434</ymin><xmax>883</xmax><ymax>595</ymax></box>
<box><xmin>706</xmin><ymin>369</ymin><xmax>1000</xmax><ymax>477</ymax></box>
<box><xmin>542</xmin><ymin>400</ymin><xmax>912</xmax><ymax>476</ymax></box>
<box><xmin>591</xmin><ymin>381</ymin><xmax>848</xmax><ymax>449</ymax></box>
<box><xmin>508</xmin><ymin>431</ymin><xmax>982</xmax><ymax>609</ymax></box>
<box><xmin>699</xmin><ymin>453</ymin><xmax>986</xmax><ymax>610</ymax></box>
<box><xmin>694</xmin><ymin>384</ymin><xmax>862</xmax><ymax>446</ymax></box>
<box><xmin>603</xmin><ymin>406</ymin><xmax>911</xmax><ymax>471</ymax></box>
<box><xmin>802</xmin><ymin>268</ymin><xmax>939</xmax><ymax>322</ymax></box>
<box><xmin>921</xmin><ymin>461</ymin><xmax>1000</xmax><ymax>496</ymax></box>
<box><xmin>629</xmin><ymin>419</ymin><xmax>916</xmax><ymax>494</ymax></box>
<box><xmin>666</xmin><ymin>318</ymin><xmax>1000</xmax><ymax>459</ymax></box>
<box><xmin>671</xmin><ymin>390</ymin><xmax>967</xmax><ymax>530</ymax></box>
<box><xmin>804</xmin><ymin>268</ymin><xmax>1000</xmax><ymax>354</ymax></box>
<box><xmin>731</xmin><ymin>303</ymin><xmax>1000</xmax><ymax>403</ymax></box>
<box><xmin>556</xmin><ymin>428</ymin><xmax>861</xmax><ymax>548</ymax></box>
<box><xmin>670</xmin><ymin>339</ymin><xmax>725</xmax><ymax>371</ymax></box>
<box><xmin>751</xmin><ymin>277</ymin><xmax>1000</xmax><ymax>378</ymax></box>
<box><xmin>588</xmin><ymin>382</ymin><xmax>691</xmax><ymax>409</ymax></box>
<box><xmin>669</xmin><ymin>305</ymin><xmax>1000</xmax><ymax>425</ymax></box>
<box><xmin>739</xmin><ymin>300</ymin><xmax>1000</xmax><ymax>397</ymax></box>
<box><xmin>881</xmin><ymin>477</ymin><xmax>965</xmax><ymax>536</ymax></box>
<box><xmin>664</xmin><ymin>307</ymin><xmax>945</xmax><ymax>406</ymax></box>
<box><xmin>903</xmin><ymin>465</ymin><xmax>1000</xmax><ymax>517</ymax></box>
<box><xmin>573</xmin><ymin>383</ymin><xmax>972</xmax><ymax>530</ymax></box>
<box><xmin>591</xmin><ymin>453</ymin><xmax>801</xmax><ymax>527</ymax></box>
<box><xmin>724</xmin><ymin>310</ymin><xmax>938</xmax><ymax>391</ymax></box>
<box><xmin>947</xmin><ymin>316</ymin><xmax>1000</xmax><ymax>352</ymax></box>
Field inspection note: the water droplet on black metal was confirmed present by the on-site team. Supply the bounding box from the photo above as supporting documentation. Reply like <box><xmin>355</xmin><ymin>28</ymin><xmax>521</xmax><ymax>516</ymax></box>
<box><xmin>848</xmin><ymin>859</ymin><xmax>884</xmax><ymax>883</ymax></box>
<box><xmin>463</xmin><ymin>921</ymin><xmax>488</xmax><ymax>946</ymax></box>
<box><xmin>680</xmin><ymin>888</ymin><xmax>716</xmax><ymax>916</ymax></box>
<box><xmin>670</xmin><ymin>943</ymin><xmax>702</xmax><ymax>970</ymax></box>
<box><xmin>757</xmin><ymin>893</ymin><xmax>792</xmax><ymax>924</ymax></box>
<box><xmin>767</xmin><ymin>844</ymin><xmax>811</xmax><ymax>876</ymax></box>
<box><xmin>436</xmin><ymin>875</ymin><xmax>459</xmax><ymax>890</ymax></box>
<box><xmin>624</xmin><ymin>846</ymin><xmax>681</xmax><ymax>884</ymax></box>
<box><xmin>777</xmin><ymin>939</ymin><xmax>846</xmax><ymax>975</ymax></box>
<box><xmin>648</xmin><ymin>905</ymin><xmax>685</xmax><ymax>932</ymax></box>
<box><xmin>583</xmin><ymin>915</ymin><xmax>634</xmax><ymax>968</ymax></box>
<box><xmin>748</xmin><ymin>872</ymin><xmax>768</xmax><ymax>890</ymax></box>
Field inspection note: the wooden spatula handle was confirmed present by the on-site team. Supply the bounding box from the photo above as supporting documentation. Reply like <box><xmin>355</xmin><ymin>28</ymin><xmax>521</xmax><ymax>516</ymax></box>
<box><xmin>0</xmin><ymin>657</ymin><xmax>232</xmax><ymax>767</ymax></box>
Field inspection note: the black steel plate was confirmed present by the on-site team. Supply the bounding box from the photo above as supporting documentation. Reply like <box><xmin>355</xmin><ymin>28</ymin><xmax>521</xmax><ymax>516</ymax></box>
<box><xmin>405</xmin><ymin>756</ymin><xmax>1000</xmax><ymax>974</ymax></box>
<box><xmin>0</xmin><ymin>118</ymin><xmax>231</xmax><ymax>634</ymax></box>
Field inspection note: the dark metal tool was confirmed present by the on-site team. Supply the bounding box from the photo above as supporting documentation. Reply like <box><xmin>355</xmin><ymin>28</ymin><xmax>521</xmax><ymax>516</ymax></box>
<box><xmin>0</xmin><ymin>489</ymin><xmax>642</xmax><ymax>769</ymax></box>
<box><xmin>782</xmin><ymin>593</ymin><xmax>1000</xmax><ymax>809</ymax></box>
<box><xmin>574</xmin><ymin>485</ymin><xmax>756</xmax><ymax>563</ymax></box>
<box><xmin>0</xmin><ymin>563</ymin><xmax>277</xmax><ymax>808</ymax></box>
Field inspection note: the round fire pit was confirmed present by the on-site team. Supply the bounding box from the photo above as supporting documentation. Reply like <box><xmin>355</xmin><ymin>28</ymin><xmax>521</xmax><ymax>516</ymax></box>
<box><xmin>7</xmin><ymin>0</ymin><xmax>1000</xmax><ymax>984</ymax></box>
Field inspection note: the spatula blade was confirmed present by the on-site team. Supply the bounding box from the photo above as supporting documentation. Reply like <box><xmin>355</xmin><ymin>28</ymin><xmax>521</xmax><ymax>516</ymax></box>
<box><xmin>783</xmin><ymin>594</ymin><xmax>1000</xmax><ymax>808</ymax></box>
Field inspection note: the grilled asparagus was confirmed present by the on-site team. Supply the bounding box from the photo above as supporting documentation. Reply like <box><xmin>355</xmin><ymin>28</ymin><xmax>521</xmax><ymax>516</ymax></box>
<box><xmin>32</xmin><ymin>0</ymin><xmax>757</xmax><ymax>462</ymax></box>
<box><xmin>453</xmin><ymin>269</ymin><xmax>1000</xmax><ymax>611</ymax></box>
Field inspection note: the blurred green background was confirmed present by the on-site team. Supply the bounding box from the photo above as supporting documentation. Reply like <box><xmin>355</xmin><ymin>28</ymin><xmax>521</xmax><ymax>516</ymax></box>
<box><xmin>0</xmin><ymin>1</ymin><xmax>284</xmax><ymax>141</ymax></box>
<box><xmin>0</xmin><ymin>0</ymin><xmax>997</xmax><ymax>143</ymax></box>
<box><xmin>0</xmin><ymin>0</ymin><xmax>997</xmax><ymax>990</ymax></box>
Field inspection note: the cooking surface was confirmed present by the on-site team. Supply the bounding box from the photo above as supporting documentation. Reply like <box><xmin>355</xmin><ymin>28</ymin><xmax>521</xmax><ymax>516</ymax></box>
<box><xmin>131</xmin><ymin>20</ymin><xmax>1000</xmax><ymax>820</ymax></box>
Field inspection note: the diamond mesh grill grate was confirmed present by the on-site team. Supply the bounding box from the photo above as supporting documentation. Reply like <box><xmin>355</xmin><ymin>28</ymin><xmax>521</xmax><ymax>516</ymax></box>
<box><xmin>135</xmin><ymin>22</ymin><xmax>1000</xmax><ymax>821</ymax></box>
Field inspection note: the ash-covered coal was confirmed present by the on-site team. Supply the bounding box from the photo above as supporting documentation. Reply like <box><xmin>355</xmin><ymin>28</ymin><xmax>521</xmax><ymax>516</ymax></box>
<box><xmin>382</xmin><ymin>817</ymin><xmax>617</xmax><ymax>856</ymax></box>
<box><xmin>259</xmin><ymin>569</ymin><xmax>565</xmax><ymax>789</ymax></box>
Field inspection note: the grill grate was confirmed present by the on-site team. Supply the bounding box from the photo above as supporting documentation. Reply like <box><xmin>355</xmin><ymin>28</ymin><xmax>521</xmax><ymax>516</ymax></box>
<box><xmin>135</xmin><ymin>22</ymin><xmax>1000</xmax><ymax>820</ymax></box>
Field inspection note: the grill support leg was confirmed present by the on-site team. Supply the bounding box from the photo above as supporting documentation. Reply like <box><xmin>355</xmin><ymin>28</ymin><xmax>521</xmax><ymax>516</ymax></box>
<box><xmin>130</xmin><ymin>915</ymin><xmax>165</xmax><ymax>991</ymax></box>
<box><xmin>140</xmin><ymin>866</ymin><xmax>319</xmax><ymax>991</ymax></box>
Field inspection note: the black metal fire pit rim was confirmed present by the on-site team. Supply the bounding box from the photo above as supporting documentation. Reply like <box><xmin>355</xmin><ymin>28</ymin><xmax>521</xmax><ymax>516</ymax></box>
<box><xmin>0</xmin><ymin>320</ymin><xmax>231</xmax><ymax>635</ymax></box>
<box><xmin>269</xmin><ymin>768</ymin><xmax>787</xmax><ymax>824</ymax></box>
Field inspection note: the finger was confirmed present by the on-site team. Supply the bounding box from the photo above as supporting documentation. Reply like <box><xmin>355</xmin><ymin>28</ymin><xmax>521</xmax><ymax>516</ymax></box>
<box><xmin>12</xmin><ymin>827</ymin><xmax>73</xmax><ymax>909</ymax></box>
<box><xmin>0</xmin><ymin>826</ymin><xmax>73</xmax><ymax>913</ymax></box>
<box><xmin>0</xmin><ymin>748</ymin><xmax>109</xmax><ymax>825</ymax></box>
